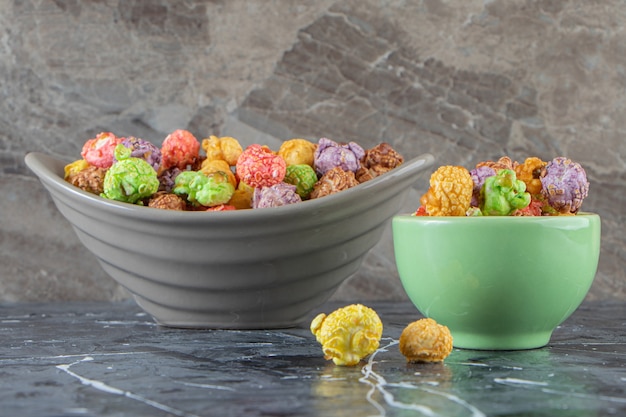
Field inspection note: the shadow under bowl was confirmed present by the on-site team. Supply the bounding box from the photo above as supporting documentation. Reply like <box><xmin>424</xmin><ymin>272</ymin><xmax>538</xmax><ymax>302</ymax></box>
<box><xmin>392</xmin><ymin>213</ymin><xmax>601</xmax><ymax>350</ymax></box>
<box><xmin>26</xmin><ymin>152</ymin><xmax>434</xmax><ymax>329</ymax></box>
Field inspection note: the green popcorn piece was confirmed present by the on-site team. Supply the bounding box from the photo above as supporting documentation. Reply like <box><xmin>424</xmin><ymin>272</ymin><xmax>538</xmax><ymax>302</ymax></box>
<box><xmin>173</xmin><ymin>170</ymin><xmax>235</xmax><ymax>207</ymax></box>
<box><xmin>101</xmin><ymin>145</ymin><xmax>159</xmax><ymax>204</ymax></box>
<box><xmin>480</xmin><ymin>169</ymin><xmax>531</xmax><ymax>216</ymax></box>
<box><xmin>283</xmin><ymin>164</ymin><xmax>318</xmax><ymax>199</ymax></box>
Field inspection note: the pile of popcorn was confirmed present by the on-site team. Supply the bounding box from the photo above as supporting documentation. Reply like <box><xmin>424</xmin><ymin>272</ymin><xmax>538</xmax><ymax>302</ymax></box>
<box><xmin>415</xmin><ymin>156</ymin><xmax>589</xmax><ymax>216</ymax></box>
<box><xmin>64</xmin><ymin>130</ymin><xmax>404</xmax><ymax>211</ymax></box>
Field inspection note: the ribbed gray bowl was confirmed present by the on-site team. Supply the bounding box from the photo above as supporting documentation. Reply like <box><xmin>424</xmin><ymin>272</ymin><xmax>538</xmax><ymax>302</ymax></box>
<box><xmin>25</xmin><ymin>151</ymin><xmax>434</xmax><ymax>328</ymax></box>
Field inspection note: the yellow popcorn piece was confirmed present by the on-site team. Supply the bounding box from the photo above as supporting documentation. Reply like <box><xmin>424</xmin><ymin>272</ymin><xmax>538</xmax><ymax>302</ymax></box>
<box><xmin>64</xmin><ymin>159</ymin><xmax>90</xmax><ymax>180</ymax></box>
<box><xmin>310</xmin><ymin>304</ymin><xmax>383</xmax><ymax>366</ymax></box>
<box><xmin>420</xmin><ymin>165</ymin><xmax>473</xmax><ymax>216</ymax></box>
<box><xmin>399</xmin><ymin>318</ymin><xmax>453</xmax><ymax>363</ymax></box>
<box><xmin>278</xmin><ymin>138</ymin><xmax>317</xmax><ymax>167</ymax></box>
<box><xmin>201</xmin><ymin>135</ymin><xmax>243</xmax><ymax>166</ymax></box>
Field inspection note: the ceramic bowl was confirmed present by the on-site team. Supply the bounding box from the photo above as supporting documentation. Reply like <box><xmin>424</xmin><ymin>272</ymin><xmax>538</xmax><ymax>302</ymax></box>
<box><xmin>392</xmin><ymin>214</ymin><xmax>601</xmax><ymax>350</ymax></box>
<box><xmin>25</xmin><ymin>151</ymin><xmax>434</xmax><ymax>329</ymax></box>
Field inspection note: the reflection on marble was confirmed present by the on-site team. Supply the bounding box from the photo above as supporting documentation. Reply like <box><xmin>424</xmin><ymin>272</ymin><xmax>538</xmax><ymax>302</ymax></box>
<box><xmin>1</xmin><ymin>301</ymin><xmax>624</xmax><ymax>417</ymax></box>
<box><xmin>1</xmin><ymin>0</ymin><xmax>625</xmax><ymax>302</ymax></box>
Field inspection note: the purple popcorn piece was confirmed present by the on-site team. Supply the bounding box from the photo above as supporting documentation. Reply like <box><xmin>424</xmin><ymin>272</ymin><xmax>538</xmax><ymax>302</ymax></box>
<box><xmin>119</xmin><ymin>137</ymin><xmax>162</xmax><ymax>171</ymax></box>
<box><xmin>158</xmin><ymin>167</ymin><xmax>182</xmax><ymax>193</ymax></box>
<box><xmin>540</xmin><ymin>157</ymin><xmax>589</xmax><ymax>214</ymax></box>
<box><xmin>314</xmin><ymin>137</ymin><xmax>365</xmax><ymax>176</ymax></box>
<box><xmin>470</xmin><ymin>165</ymin><xmax>496</xmax><ymax>207</ymax></box>
<box><xmin>253</xmin><ymin>182</ymin><xmax>302</xmax><ymax>209</ymax></box>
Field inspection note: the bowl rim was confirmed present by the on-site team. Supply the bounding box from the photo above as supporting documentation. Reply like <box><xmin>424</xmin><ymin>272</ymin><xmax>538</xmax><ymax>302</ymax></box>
<box><xmin>393</xmin><ymin>212</ymin><xmax>599</xmax><ymax>221</ymax></box>
<box><xmin>26</xmin><ymin>151</ymin><xmax>435</xmax><ymax>224</ymax></box>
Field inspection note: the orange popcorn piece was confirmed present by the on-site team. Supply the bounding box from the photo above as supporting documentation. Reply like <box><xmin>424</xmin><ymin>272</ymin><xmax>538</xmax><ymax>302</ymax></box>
<box><xmin>515</xmin><ymin>157</ymin><xmax>546</xmax><ymax>196</ymax></box>
<box><xmin>200</xmin><ymin>158</ymin><xmax>238</xmax><ymax>189</ymax></box>
<box><xmin>399</xmin><ymin>318</ymin><xmax>453</xmax><ymax>363</ymax></box>
<box><xmin>420</xmin><ymin>165</ymin><xmax>473</xmax><ymax>216</ymax></box>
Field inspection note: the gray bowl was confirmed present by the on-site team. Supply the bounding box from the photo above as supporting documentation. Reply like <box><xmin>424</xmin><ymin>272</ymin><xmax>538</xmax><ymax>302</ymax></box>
<box><xmin>25</xmin><ymin>151</ymin><xmax>434</xmax><ymax>328</ymax></box>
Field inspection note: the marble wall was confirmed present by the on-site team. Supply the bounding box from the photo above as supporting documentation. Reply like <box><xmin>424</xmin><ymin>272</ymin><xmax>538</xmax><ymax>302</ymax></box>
<box><xmin>2</xmin><ymin>0</ymin><xmax>624</xmax><ymax>302</ymax></box>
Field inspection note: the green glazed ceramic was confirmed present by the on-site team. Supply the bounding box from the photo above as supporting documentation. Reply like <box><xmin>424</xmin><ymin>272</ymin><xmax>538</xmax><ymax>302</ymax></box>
<box><xmin>392</xmin><ymin>213</ymin><xmax>601</xmax><ymax>350</ymax></box>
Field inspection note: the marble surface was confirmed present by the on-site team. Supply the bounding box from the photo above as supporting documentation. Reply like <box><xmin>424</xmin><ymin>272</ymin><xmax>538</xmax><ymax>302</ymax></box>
<box><xmin>1</xmin><ymin>0</ymin><xmax>625</xmax><ymax>302</ymax></box>
<box><xmin>1</xmin><ymin>300</ymin><xmax>624</xmax><ymax>417</ymax></box>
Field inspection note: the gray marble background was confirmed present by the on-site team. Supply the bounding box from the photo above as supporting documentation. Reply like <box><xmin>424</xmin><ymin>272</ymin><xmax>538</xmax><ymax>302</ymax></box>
<box><xmin>2</xmin><ymin>0</ymin><xmax>624</xmax><ymax>302</ymax></box>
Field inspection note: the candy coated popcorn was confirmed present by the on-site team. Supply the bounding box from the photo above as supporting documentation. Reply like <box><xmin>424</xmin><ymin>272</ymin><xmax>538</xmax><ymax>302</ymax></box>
<box><xmin>173</xmin><ymin>170</ymin><xmax>235</xmax><ymax>207</ymax></box>
<box><xmin>67</xmin><ymin>130</ymin><xmax>405</xmax><ymax>211</ymax></box>
<box><xmin>415</xmin><ymin>155</ymin><xmax>589</xmax><ymax>216</ymax></box>
<box><xmin>310</xmin><ymin>304</ymin><xmax>383</xmax><ymax>366</ymax></box>
<box><xmin>228</xmin><ymin>181</ymin><xmax>254</xmax><ymax>210</ymax></box>
<box><xmin>161</xmin><ymin>129</ymin><xmax>200</xmax><ymax>170</ymax></box>
<box><xmin>420</xmin><ymin>165</ymin><xmax>473</xmax><ymax>216</ymax></box>
<box><xmin>310</xmin><ymin>167</ymin><xmax>359</xmax><ymax>199</ymax></box>
<box><xmin>252</xmin><ymin>183</ymin><xmax>302</xmax><ymax>208</ymax></box>
<box><xmin>158</xmin><ymin>167</ymin><xmax>182</xmax><ymax>193</ymax></box>
<box><xmin>81</xmin><ymin>132</ymin><xmax>123</xmax><ymax>168</ymax></box>
<box><xmin>201</xmin><ymin>135</ymin><xmax>243</xmax><ymax>166</ymax></box>
<box><xmin>356</xmin><ymin>142</ymin><xmax>404</xmax><ymax>183</ymax></box>
<box><xmin>515</xmin><ymin>157</ymin><xmax>546</xmax><ymax>196</ymax></box>
<box><xmin>469</xmin><ymin>165</ymin><xmax>496</xmax><ymax>208</ymax></box>
<box><xmin>314</xmin><ymin>137</ymin><xmax>365</xmax><ymax>176</ymax></box>
<box><xmin>207</xmin><ymin>204</ymin><xmax>237</xmax><ymax>212</ymax></box>
<box><xmin>64</xmin><ymin>159</ymin><xmax>90</xmax><ymax>180</ymax></box>
<box><xmin>148</xmin><ymin>191</ymin><xmax>186</xmax><ymax>211</ymax></box>
<box><xmin>476</xmin><ymin>156</ymin><xmax>516</xmax><ymax>172</ymax></box>
<box><xmin>540</xmin><ymin>157</ymin><xmax>589</xmax><ymax>214</ymax></box>
<box><xmin>66</xmin><ymin>164</ymin><xmax>107</xmax><ymax>195</ymax></box>
<box><xmin>119</xmin><ymin>136</ymin><xmax>162</xmax><ymax>171</ymax></box>
<box><xmin>200</xmin><ymin>158</ymin><xmax>237</xmax><ymax>189</ymax></box>
<box><xmin>399</xmin><ymin>318</ymin><xmax>453</xmax><ymax>363</ymax></box>
<box><xmin>278</xmin><ymin>138</ymin><xmax>317</xmax><ymax>167</ymax></box>
<box><xmin>102</xmin><ymin>145</ymin><xmax>159</xmax><ymax>204</ymax></box>
<box><xmin>283</xmin><ymin>164</ymin><xmax>318</xmax><ymax>199</ymax></box>
<box><xmin>236</xmin><ymin>144</ymin><xmax>287</xmax><ymax>188</ymax></box>
<box><xmin>480</xmin><ymin>169</ymin><xmax>530</xmax><ymax>216</ymax></box>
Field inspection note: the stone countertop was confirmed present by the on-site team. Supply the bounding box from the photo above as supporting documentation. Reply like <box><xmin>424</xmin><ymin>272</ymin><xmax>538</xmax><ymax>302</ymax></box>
<box><xmin>1</xmin><ymin>301</ymin><xmax>624</xmax><ymax>417</ymax></box>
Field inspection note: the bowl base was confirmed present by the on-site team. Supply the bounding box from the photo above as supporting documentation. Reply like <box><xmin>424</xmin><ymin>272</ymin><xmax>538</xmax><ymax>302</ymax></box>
<box><xmin>450</xmin><ymin>330</ymin><xmax>553</xmax><ymax>350</ymax></box>
<box><xmin>133</xmin><ymin>295</ymin><xmax>312</xmax><ymax>329</ymax></box>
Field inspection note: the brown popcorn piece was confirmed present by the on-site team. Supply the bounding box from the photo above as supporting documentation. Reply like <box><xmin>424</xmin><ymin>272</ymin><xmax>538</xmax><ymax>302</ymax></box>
<box><xmin>399</xmin><ymin>318</ymin><xmax>453</xmax><ymax>363</ymax></box>
<box><xmin>356</xmin><ymin>143</ymin><xmax>404</xmax><ymax>183</ymax></box>
<box><xmin>476</xmin><ymin>156</ymin><xmax>518</xmax><ymax>172</ymax></box>
<box><xmin>148</xmin><ymin>192</ymin><xmax>186</xmax><ymax>211</ymax></box>
<box><xmin>66</xmin><ymin>165</ymin><xmax>107</xmax><ymax>195</ymax></box>
<box><xmin>310</xmin><ymin>167</ymin><xmax>359</xmax><ymax>199</ymax></box>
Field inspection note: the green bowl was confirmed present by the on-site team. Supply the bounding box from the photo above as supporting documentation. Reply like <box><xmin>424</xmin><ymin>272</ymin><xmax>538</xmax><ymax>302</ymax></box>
<box><xmin>392</xmin><ymin>213</ymin><xmax>601</xmax><ymax>350</ymax></box>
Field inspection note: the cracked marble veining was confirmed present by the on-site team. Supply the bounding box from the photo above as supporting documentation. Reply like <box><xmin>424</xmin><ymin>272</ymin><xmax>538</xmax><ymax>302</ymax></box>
<box><xmin>1</xmin><ymin>301</ymin><xmax>624</xmax><ymax>417</ymax></box>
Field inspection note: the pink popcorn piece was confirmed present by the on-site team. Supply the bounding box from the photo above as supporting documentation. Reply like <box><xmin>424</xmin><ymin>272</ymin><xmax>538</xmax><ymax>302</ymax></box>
<box><xmin>161</xmin><ymin>129</ymin><xmax>201</xmax><ymax>170</ymax></box>
<box><xmin>540</xmin><ymin>157</ymin><xmax>589</xmax><ymax>214</ymax></box>
<box><xmin>81</xmin><ymin>132</ymin><xmax>123</xmax><ymax>168</ymax></box>
<box><xmin>314</xmin><ymin>137</ymin><xmax>365</xmax><ymax>176</ymax></box>
<box><xmin>236</xmin><ymin>144</ymin><xmax>287</xmax><ymax>188</ymax></box>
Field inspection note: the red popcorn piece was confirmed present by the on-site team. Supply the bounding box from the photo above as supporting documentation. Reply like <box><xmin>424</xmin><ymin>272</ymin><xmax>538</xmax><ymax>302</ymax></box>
<box><xmin>80</xmin><ymin>132</ymin><xmax>123</xmax><ymax>168</ymax></box>
<box><xmin>161</xmin><ymin>129</ymin><xmax>200</xmax><ymax>170</ymax></box>
<box><xmin>413</xmin><ymin>206</ymin><xmax>428</xmax><ymax>216</ymax></box>
<box><xmin>236</xmin><ymin>144</ymin><xmax>287</xmax><ymax>188</ymax></box>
